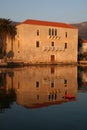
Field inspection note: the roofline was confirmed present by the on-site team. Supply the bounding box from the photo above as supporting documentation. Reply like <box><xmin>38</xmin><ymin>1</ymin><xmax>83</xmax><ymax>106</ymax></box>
<box><xmin>17</xmin><ymin>19</ymin><xmax>78</xmax><ymax>29</ymax></box>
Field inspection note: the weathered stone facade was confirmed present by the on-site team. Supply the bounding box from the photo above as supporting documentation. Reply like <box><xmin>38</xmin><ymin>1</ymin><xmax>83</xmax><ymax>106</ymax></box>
<box><xmin>7</xmin><ymin>19</ymin><xmax>78</xmax><ymax>64</ymax></box>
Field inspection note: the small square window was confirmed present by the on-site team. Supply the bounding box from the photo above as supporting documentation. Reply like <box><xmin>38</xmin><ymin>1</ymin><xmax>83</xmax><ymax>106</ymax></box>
<box><xmin>36</xmin><ymin>81</ymin><xmax>39</xmax><ymax>88</ymax></box>
<box><xmin>65</xmin><ymin>43</ymin><xmax>67</xmax><ymax>49</ymax></box>
<box><xmin>64</xmin><ymin>79</ymin><xmax>67</xmax><ymax>84</ymax></box>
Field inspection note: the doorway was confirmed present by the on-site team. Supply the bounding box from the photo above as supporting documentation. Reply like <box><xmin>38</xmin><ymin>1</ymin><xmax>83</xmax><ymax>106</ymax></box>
<box><xmin>51</xmin><ymin>55</ymin><xmax>55</xmax><ymax>63</ymax></box>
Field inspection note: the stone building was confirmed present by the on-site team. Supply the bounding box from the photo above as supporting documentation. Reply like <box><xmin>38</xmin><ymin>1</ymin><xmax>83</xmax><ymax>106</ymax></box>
<box><xmin>7</xmin><ymin>19</ymin><xmax>78</xmax><ymax>64</ymax></box>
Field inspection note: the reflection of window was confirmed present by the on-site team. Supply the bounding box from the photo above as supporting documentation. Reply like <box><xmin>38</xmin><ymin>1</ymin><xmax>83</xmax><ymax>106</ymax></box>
<box><xmin>64</xmin><ymin>79</ymin><xmax>67</xmax><ymax>87</ymax></box>
<box><xmin>51</xmin><ymin>67</ymin><xmax>55</xmax><ymax>74</ymax></box>
<box><xmin>37</xmin><ymin>95</ymin><xmax>39</xmax><ymax>100</ymax></box>
<box><xmin>48</xmin><ymin>94</ymin><xmax>51</xmax><ymax>100</ymax></box>
<box><xmin>64</xmin><ymin>79</ymin><xmax>67</xmax><ymax>84</ymax></box>
<box><xmin>48</xmin><ymin>93</ymin><xmax>57</xmax><ymax>101</ymax></box>
<box><xmin>36</xmin><ymin>41</ymin><xmax>39</xmax><ymax>47</ymax></box>
<box><xmin>65</xmin><ymin>43</ymin><xmax>67</xmax><ymax>49</ymax></box>
<box><xmin>51</xmin><ymin>82</ymin><xmax>54</xmax><ymax>88</ymax></box>
<box><xmin>36</xmin><ymin>81</ymin><xmax>39</xmax><ymax>88</ymax></box>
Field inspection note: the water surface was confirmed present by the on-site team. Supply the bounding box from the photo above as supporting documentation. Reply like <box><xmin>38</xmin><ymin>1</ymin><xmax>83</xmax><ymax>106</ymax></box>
<box><xmin>0</xmin><ymin>65</ymin><xmax>87</xmax><ymax>130</ymax></box>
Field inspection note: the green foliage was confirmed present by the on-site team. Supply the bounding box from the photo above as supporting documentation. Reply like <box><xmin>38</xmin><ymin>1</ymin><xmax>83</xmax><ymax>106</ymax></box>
<box><xmin>0</xmin><ymin>18</ymin><xmax>17</xmax><ymax>57</ymax></box>
<box><xmin>78</xmin><ymin>36</ymin><xmax>83</xmax><ymax>50</ymax></box>
<box><xmin>78</xmin><ymin>36</ymin><xmax>83</xmax><ymax>60</ymax></box>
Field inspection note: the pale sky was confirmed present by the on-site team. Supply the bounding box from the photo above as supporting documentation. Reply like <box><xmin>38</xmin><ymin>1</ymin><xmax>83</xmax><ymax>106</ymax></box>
<box><xmin>0</xmin><ymin>0</ymin><xmax>87</xmax><ymax>23</ymax></box>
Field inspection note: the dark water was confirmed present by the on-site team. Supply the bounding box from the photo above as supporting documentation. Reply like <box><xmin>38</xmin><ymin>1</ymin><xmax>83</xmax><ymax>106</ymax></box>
<box><xmin>0</xmin><ymin>65</ymin><xmax>87</xmax><ymax>130</ymax></box>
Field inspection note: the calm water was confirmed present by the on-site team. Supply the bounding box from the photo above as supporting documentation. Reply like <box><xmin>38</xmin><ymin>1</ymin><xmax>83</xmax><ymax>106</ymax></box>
<box><xmin>0</xmin><ymin>65</ymin><xmax>87</xmax><ymax>130</ymax></box>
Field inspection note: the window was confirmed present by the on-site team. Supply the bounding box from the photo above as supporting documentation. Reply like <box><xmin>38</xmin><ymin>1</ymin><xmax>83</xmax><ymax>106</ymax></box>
<box><xmin>55</xmin><ymin>29</ymin><xmax>57</xmax><ymax>36</ymax></box>
<box><xmin>51</xmin><ymin>42</ymin><xmax>54</xmax><ymax>46</ymax></box>
<box><xmin>51</xmin><ymin>82</ymin><xmax>54</xmax><ymax>88</ymax></box>
<box><xmin>64</xmin><ymin>79</ymin><xmax>67</xmax><ymax>84</ymax></box>
<box><xmin>65</xmin><ymin>32</ymin><xmax>67</xmax><ymax>38</ymax></box>
<box><xmin>48</xmin><ymin>94</ymin><xmax>51</xmax><ymax>100</ymax></box>
<box><xmin>37</xmin><ymin>30</ymin><xmax>39</xmax><ymax>36</ymax></box>
<box><xmin>36</xmin><ymin>81</ymin><xmax>39</xmax><ymax>88</ymax></box>
<box><xmin>52</xmin><ymin>28</ymin><xmax>54</xmax><ymax>36</ymax></box>
<box><xmin>64</xmin><ymin>79</ymin><xmax>67</xmax><ymax>87</ymax></box>
<box><xmin>49</xmin><ymin>28</ymin><xmax>57</xmax><ymax>36</ymax></box>
<box><xmin>37</xmin><ymin>95</ymin><xmax>39</xmax><ymax>100</ymax></box>
<box><xmin>65</xmin><ymin>43</ymin><xmax>67</xmax><ymax>49</ymax></box>
<box><xmin>49</xmin><ymin>28</ymin><xmax>51</xmax><ymax>35</ymax></box>
<box><xmin>51</xmin><ymin>67</ymin><xmax>55</xmax><ymax>74</ymax></box>
<box><xmin>36</xmin><ymin>41</ymin><xmax>39</xmax><ymax>47</ymax></box>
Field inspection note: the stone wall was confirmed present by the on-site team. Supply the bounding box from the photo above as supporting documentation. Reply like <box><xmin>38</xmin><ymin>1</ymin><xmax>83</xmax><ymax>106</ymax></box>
<box><xmin>6</xmin><ymin>23</ymin><xmax>78</xmax><ymax>64</ymax></box>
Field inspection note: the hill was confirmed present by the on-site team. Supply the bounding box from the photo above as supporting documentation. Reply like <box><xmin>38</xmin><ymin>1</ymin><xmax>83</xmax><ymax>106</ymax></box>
<box><xmin>72</xmin><ymin>22</ymin><xmax>87</xmax><ymax>40</ymax></box>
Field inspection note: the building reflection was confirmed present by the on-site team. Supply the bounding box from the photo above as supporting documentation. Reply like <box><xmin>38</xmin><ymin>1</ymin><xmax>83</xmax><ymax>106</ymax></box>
<box><xmin>0</xmin><ymin>65</ymin><xmax>78</xmax><ymax>111</ymax></box>
<box><xmin>12</xmin><ymin>66</ymin><xmax>78</xmax><ymax>108</ymax></box>
<box><xmin>79</xmin><ymin>66</ymin><xmax>87</xmax><ymax>92</ymax></box>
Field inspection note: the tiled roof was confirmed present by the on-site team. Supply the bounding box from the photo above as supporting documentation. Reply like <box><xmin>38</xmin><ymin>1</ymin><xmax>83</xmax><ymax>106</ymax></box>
<box><xmin>20</xmin><ymin>19</ymin><xmax>77</xmax><ymax>29</ymax></box>
<box><xmin>83</xmin><ymin>40</ymin><xmax>87</xmax><ymax>43</ymax></box>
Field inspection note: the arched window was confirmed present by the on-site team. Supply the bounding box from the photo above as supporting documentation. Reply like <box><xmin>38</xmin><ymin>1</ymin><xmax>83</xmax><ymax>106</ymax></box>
<box><xmin>49</xmin><ymin>28</ymin><xmax>51</xmax><ymax>35</ymax></box>
<box><xmin>55</xmin><ymin>29</ymin><xmax>57</xmax><ymax>36</ymax></box>
<box><xmin>37</xmin><ymin>30</ymin><xmax>39</xmax><ymax>36</ymax></box>
<box><xmin>52</xmin><ymin>28</ymin><xmax>54</xmax><ymax>36</ymax></box>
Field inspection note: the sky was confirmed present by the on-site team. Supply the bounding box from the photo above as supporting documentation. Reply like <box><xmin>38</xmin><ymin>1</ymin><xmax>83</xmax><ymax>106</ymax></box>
<box><xmin>0</xmin><ymin>0</ymin><xmax>87</xmax><ymax>23</ymax></box>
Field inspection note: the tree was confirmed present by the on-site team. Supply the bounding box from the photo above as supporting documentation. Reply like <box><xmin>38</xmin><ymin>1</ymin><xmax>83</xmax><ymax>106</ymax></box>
<box><xmin>0</xmin><ymin>18</ymin><xmax>17</xmax><ymax>59</ymax></box>
<box><xmin>78</xmin><ymin>36</ymin><xmax>83</xmax><ymax>60</ymax></box>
